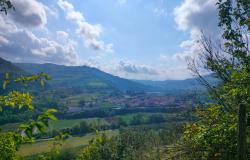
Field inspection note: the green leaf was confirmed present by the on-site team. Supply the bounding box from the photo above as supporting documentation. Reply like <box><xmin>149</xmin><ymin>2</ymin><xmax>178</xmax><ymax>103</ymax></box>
<box><xmin>19</xmin><ymin>124</ymin><xmax>30</xmax><ymax>130</ymax></box>
<box><xmin>47</xmin><ymin>114</ymin><xmax>57</xmax><ymax>121</ymax></box>
<box><xmin>40</xmin><ymin>80</ymin><xmax>45</xmax><ymax>86</ymax></box>
<box><xmin>46</xmin><ymin>109</ymin><xmax>58</xmax><ymax>113</ymax></box>
<box><xmin>36</xmin><ymin>121</ymin><xmax>46</xmax><ymax>133</ymax></box>
<box><xmin>2</xmin><ymin>80</ymin><xmax>8</xmax><ymax>90</ymax></box>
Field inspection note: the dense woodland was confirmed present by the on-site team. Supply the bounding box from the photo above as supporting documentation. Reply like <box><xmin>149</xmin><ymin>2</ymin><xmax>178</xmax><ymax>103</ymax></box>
<box><xmin>0</xmin><ymin>0</ymin><xmax>250</xmax><ymax>159</ymax></box>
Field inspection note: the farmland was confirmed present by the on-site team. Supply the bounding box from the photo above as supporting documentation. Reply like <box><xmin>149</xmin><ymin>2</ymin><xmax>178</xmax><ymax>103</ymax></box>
<box><xmin>18</xmin><ymin>130</ymin><xmax>119</xmax><ymax>157</ymax></box>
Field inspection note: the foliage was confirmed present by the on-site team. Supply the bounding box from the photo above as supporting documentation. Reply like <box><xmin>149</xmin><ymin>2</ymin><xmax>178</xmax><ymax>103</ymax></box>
<box><xmin>184</xmin><ymin>0</ymin><xmax>250</xmax><ymax>159</ymax></box>
<box><xmin>36</xmin><ymin>133</ymin><xmax>69</xmax><ymax>160</ymax></box>
<box><xmin>78</xmin><ymin>128</ymin><xmax>164</xmax><ymax>160</ymax></box>
<box><xmin>0</xmin><ymin>132</ymin><xmax>22</xmax><ymax>160</ymax></box>
<box><xmin>0</xmin><ymin>0</ymin><xmax>14</xmax><ymax>14</ymax></box>
<box><xmin>0</xmin><ymin>72</ymin><xmax>57</xmax><ymax>159</ymax></box>
<box><xmin>180</xmin><ymin>105</ymin><xmax>237</xmax><ymax>159</ymax></box>
<box><xmin>78</xmin><ymin>133</ymin><xmax>117</xmax><ymax>160</ymax></box>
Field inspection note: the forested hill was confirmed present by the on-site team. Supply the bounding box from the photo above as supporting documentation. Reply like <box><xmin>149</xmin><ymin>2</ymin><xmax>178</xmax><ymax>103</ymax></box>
<box><xmin>0</xmin><ymin>57</ymin><xmax>25</xmax><ymax>74</ymax></box>
<box><xmin>14</xmin><ymin>62</ymin><xmax>150</xmax><ymax>92</ymax></box>
<box><xmin>135</xmin><ymin>75</ymin><xmax>218</xmax><ymax>92</ymax></box>
<box><xmin>0</xmin><ymin>57</ymin><xmax>214</xmax><ymax>93</ymax></box>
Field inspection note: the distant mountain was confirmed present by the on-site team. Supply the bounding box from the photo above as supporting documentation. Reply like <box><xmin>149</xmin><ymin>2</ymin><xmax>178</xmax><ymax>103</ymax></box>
<box><xmin>15</xmin><ymin>63</ymin><xmax>149</xmax><ymax>92</ymax></box>
<box><xmin>0</xmin><ymin>57</ymin><xmax>216</xmax><ymax>93</ymax></box>
<box><xmin>0</xmin><ymin>57</ymin><xmax>25</xmax><ymax>74</ymax></box>
<box><xmin>135</xmin><ymin>75</ymin><xmax>218</xmax><ymax>92</ymax></box>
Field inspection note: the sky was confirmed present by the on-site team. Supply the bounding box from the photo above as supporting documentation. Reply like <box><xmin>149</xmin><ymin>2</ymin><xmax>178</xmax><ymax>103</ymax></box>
<box><xmin>0</xmin><ymin>0</ymin><xmax>219</xmax><ymax>80</ymax></box>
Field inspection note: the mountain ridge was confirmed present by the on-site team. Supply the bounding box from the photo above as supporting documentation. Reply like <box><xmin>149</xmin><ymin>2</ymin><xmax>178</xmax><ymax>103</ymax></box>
<box><xmin>0</xmin><ymin>57</ymin><xmax>213</xmax><ymax>92</ymax></box>
<box><xmin>14</xmin><ymin>62</ymin><xmax>150</xmax><ymax>92</ymax></box>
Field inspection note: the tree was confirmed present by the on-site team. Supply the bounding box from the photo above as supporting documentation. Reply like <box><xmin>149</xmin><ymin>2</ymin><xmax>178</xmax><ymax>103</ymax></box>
<box><xmin>185</xmin><ymin>0</ymin><xmax>250</xmax><ymax>159</ymax></box>
<box><xmin>0</xmin><ymin>0</ymin><xmax>14</xmax><ymax>14</ymax></box>
<box><xmin>0</xmin><ymin>73</ymin><xmax>58</xmax><ymax>159</ymax></box>
<box><xmin>78</xmin><ymin>128</ymin><xmax>162</xmax><ymax>160</ymax></box>
<box><xmin>78</xmin><ymin>133</ymin><xmax>117</xmax><ymax>160</ymax></box>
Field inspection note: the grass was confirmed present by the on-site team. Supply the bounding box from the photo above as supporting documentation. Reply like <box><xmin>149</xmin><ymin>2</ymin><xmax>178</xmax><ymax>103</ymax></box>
<box><xmin>0</xmin><ymin>118</ymin><xmax>109</xmax><ymax>132</ymax></box>
<box><xmin>18</xmin><ymin>129</ymin><xmax>119</xmax><ymax>157</ymax></box>
<box><xmin>116</xmin><ymin>112</ymin><xmax>167</xmax><ymax>123</ymax></box>
<box><xmin>0</xmin><ymin>112</ymin><xmax>172</xmax><ymax>132</ymax></box>
<box><xmin>48</xmin><ymin>118</ymin><xmax>109</xmax><ymax>131</ymax></box>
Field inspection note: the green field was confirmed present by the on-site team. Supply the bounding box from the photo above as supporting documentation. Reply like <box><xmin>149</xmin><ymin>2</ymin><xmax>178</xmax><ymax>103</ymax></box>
<box><xmin>115</xmin><ymin>112</ymin><xmax>174</xmax><ymax>123</ymax></box>
<box><xmin>1</xmin><ymin>112</ymin><xmax>183</xmax><ymax>157</ymax></box>
<box><xmin>0</xmin><ymin>118</ymin><xmax>109</xmax><ymax>132</ymax></box>
<box><xmin>0</xmin><ymin>112</ymin><xmax>174</xmax><ymax>132</ymax></box>
<box><xmin>47</xmin><ymin>118</ymin><xmax>109</xmax><ymax>131</ymax></box>
<box><xmin>18</xmin><ymin>130</ymin><xmax>119</xmax><ymax>157</ymax></box>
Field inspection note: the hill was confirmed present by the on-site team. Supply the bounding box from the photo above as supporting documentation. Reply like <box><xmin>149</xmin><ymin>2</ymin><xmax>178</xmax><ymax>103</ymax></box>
<box><xmin>0</xmin><ymin>57</ymin><xmax>25</xmax><ymax>74</ymax></box>
<box><xmin>0</xmin><ymin>57</ymin><xmax>214</xmax><ymax>93</ymax></box>
<box><xmin>135</xmin><ymin>75</ymin><xmax>218</xmax><ymax>93</ymax></box>
<box><xmin>15</xmin><ymin>63</ymin><xmax>149</xmax><ymax>92</ymax></box>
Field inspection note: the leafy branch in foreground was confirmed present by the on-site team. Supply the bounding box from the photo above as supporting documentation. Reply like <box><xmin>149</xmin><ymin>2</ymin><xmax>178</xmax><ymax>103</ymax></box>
<box><xmin>0</xmin><ymin>72</ymin><xmax>57</xmax><ymax>160</ymax></box>
<box><xmin>0</xmin><ymin>0</ymin><xmax>14</xmax><ymax>14</ymax></box>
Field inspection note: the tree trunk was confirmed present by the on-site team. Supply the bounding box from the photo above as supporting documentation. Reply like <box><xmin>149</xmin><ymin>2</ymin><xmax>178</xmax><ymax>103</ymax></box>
<box><xmin>238</xmin><ymin>103</ymin><xmax>247</xmax><ymax>160</ymax></box>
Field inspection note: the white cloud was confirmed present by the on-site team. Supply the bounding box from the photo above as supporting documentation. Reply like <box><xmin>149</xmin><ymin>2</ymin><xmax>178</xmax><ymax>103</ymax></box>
<box><xmin>0</xmin><ymin>0</ymin><xmax>81</xmax><ymax>66</ymax></box>
<box><xmin>56</xmin><ymin>30</ymin><xmax>69</xmax><ymax>41</ymax></box>
<box><xmin>162</xmin><ymin>0</ymin><xmax>219</xmax><ymax>75</ymax></box>
<box><xmin>118</xmin><ymin>61</ymin><xmax>159</xmax><ymax>75</ymax></box>
<box><xmin>0</xmin><ymin>0</ymin><xmax>79</xmax><ymax>65</ymax></box>
<box><xmin>57</xmin><ymin>0</ymin><xmax>74</xmax><ymax>10</ymax></box>
<box><xmin>112</xmin><ymin>60</ymin><xmax>193</xmax><ymax>80</ymax></box>
<box><xmin>174</xmin><ymin>0</ymin><xmax>217</xmax><ymax>33</ymax></box>
<box><xmin>9</xmin><ymin>0</ymin><xmax>47</xmax><ymax>28</ymax></box>
<box><xmin>0</xmin><ymin>36</ymin><xmax>9</xmax><ymax>46</ymax></box>
<box><xmin>0</xmin><ymin>29</ymin><xmax>78</xmax><ymax>65</ymax></box>
<box><xmin>44</xmin><ymin>5</ymin><xmax>59</xmax><ymax>18</ymax></box>
<box><xmin>67</xmin><ymin>11</ymin><xmax>84</xmax><ymax>22</ymax></box>
<box><xmin>57</xmin><ymin>0</ymin><xmax>113</xmax><ymax>52</ymax></box>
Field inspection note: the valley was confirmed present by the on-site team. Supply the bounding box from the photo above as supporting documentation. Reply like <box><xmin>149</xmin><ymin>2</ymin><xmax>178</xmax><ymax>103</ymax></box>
<box><xmin>0</xmin><ymin>57</ymin><xmax>200</xmax><ymax>158</ymax></box>
<box><xmin>0</xmin><ymin>0</ymin><xmax>249</xmax><ymax>159</ymax></box>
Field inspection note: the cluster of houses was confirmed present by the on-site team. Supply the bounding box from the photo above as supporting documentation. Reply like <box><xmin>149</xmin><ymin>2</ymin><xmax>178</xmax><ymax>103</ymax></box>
<box><xmin>67</xmin><ymin>92</ymin><xmax>191</xmax><ymax>113</ymax></box>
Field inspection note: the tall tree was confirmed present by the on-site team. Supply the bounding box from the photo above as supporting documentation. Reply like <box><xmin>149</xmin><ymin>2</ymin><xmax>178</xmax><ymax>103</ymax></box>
<box><xmin>187</xmin><ymin>0</ymin><xmax>250</xmax><ymax>159</ymax></box>
<box><xmin>0</xmin><ymin>0</ymin><xmax>14</xmax><ymax>14</ymax></box>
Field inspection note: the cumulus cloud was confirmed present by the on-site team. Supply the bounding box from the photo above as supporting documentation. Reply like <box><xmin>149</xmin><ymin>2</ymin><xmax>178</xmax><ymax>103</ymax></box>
<box><xmin>9</xmin><ymin>0</ymin><xmax>47</xmax><ymax>28</ymax></box>
<box><xmin>160</xmin><ymin>37</ymin><xmax>200</xmax><ymax>63</ymax></box>
<box><xmin>118</xmin><ymin>61</ymin><xmax>159</xmax><ymax>75</ymax></box>
<box><xmin>156</xmin><ymin>0</ymin><xmax>220</xmax><ymax>79</ymax></box>
<box><xmin>100</xmin><ymin>60</ymin><xmax>193</xmax><ymax>80</ymax></box>
<box><xmin>0</xmin><ymin>29</ymin><xmax>78</xmax><ymax>65</ymax></box>
<box><xmin>0</xmin><ymin>0</ymin><xmax>82</xmax><ymax>65</ymax></box>
<box><xmin>0</xmin><ymin>36</ymin><xmax>9</xmax><ymax>46</ymax></box>
<box><xmin>161</xmin><ymin>0</ymin><xmax>219</xmax><ymax>70</ymax></box>
<box><xmin>56</xmin><ymin>30</ymin><xmax>69</xmax><ymax>41</ymax></box>
<box><xmin>174</xmin><ymin>0</ymin><xmax>218</xmax><ymax>33</ymax></box>
<box><xmin>57</xmin><ymin>0</ymin><xmax>113</xmax><ymax>52</ymax></box>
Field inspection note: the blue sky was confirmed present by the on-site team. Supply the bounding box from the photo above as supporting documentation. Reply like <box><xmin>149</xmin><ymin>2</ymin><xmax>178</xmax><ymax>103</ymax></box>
<box><xmin>0</xmin><ymin>0</ymin><xmax>218</xmax><ymax>80</ymax></box>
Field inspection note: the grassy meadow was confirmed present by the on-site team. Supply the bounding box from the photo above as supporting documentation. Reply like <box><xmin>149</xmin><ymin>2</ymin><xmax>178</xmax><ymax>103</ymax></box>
<box><xmin>18</xmin><ymin>130</ymin><xmax>119</xmax><ymax>157</ymax></box>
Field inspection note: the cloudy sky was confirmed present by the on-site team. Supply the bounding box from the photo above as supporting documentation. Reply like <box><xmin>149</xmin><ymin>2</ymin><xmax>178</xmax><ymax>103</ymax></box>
<box><xmin>0</xmin><ymin>0</ymin><xmax>218</xmax><ymax>80</ymax></box>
